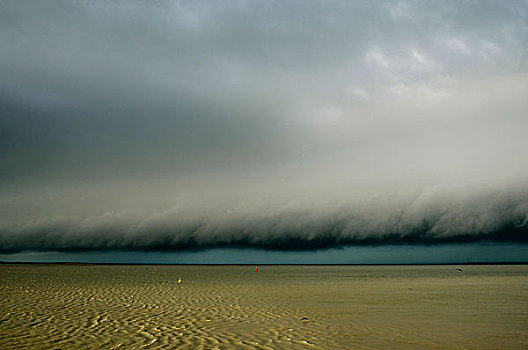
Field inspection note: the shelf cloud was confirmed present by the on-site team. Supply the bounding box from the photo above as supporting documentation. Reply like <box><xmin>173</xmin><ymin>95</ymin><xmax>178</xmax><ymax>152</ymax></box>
<box><xmin>1</xmin><ymin>187</ymin><xmax>527</xmax><ymax>253</ymax></box>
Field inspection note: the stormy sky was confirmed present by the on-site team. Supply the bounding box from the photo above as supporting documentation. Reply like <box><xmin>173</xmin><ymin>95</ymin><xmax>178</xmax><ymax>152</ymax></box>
<box><xmin>1</xmin><ymin>1</ymin><xmax>527</xmax><ymax>262</ymax></box>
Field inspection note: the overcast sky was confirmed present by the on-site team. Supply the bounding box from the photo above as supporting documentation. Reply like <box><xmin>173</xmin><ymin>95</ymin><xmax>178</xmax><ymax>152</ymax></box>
<box><xmin>1</xmin><ymin>1</ymin><xmax>527</xmax><ymax>261</ymax></box>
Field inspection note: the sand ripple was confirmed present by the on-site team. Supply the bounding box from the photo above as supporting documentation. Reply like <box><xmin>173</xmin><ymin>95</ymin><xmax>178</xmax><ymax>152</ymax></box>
<box><xmin>1</xmin><ymin>265</ymin><xmax>527</xmax><ymax>349</ymax></box>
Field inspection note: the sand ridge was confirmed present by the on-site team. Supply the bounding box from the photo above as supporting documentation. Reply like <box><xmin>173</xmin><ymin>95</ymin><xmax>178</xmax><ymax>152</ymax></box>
<box><xmin>0</xmin><ymin>265</ymin><xmax>527</xmax><ymax>349</ymax></box>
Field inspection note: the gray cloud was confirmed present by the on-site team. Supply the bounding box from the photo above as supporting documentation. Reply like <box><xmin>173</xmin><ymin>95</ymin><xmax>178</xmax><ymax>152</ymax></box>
<box><xmin>1</xmin><ymin>186</ymin><xmax>527</xmax><ymax>253</ymax></box>
<box><xmin>1</xmin><ymin>1</ymin><xmax>527</xmax><ymax>253</ymax></box>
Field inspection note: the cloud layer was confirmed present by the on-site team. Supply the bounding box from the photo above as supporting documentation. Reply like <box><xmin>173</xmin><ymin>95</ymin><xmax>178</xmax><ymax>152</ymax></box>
<box><xmin>1</xmin><ymin>1</ymin><xmax>527</xmax><ymax>252</ymax></box>
<box><xmin>1</xmin><ymin>187</ymin><xmax>527</xmax><ymax>253</ymax></box>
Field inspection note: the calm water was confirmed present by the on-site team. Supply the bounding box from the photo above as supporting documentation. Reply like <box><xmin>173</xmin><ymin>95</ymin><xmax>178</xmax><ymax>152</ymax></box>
<box><xmin>0</xmin><ymin>264</ymin><xmax>527</xmax><ymax>349</ymax></box>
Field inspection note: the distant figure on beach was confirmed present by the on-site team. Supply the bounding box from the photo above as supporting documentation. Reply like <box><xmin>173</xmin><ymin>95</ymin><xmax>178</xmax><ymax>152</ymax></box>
<box><xmin>255</xmin><ymin>267</ymin><xmax>258</xmax><ymax>272</ymax></box>
<box><xmin>178</xmin><ymin>277</ymin><xmax>182</xmax><ymax>284</ymax></box>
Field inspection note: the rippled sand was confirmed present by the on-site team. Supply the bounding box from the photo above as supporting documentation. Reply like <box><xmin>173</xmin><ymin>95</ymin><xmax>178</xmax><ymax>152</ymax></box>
<box><xmin>1</xmin><ymin>264</ymin><xmax>527</xmax><ymax>349</ymax></box>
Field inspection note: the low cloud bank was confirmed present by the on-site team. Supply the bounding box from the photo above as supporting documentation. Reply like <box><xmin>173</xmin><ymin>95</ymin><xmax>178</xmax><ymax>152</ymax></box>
<box><xmin>1</xmin><ymin>188</ymin><xmax>526</xmax><ymax>253</ymax></box>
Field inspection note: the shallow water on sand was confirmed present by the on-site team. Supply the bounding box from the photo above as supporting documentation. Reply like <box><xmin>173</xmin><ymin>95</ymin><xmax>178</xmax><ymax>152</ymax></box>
<box><xmin>0</xmin><ymin>264</ymin><xmax>527</xmax><ymax>349</ymax></box>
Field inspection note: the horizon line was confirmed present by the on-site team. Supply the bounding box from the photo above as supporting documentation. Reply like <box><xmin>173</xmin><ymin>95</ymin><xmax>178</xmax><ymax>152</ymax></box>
<box><xmin>1</xmin><ymin>261</ymin><xmax>527</xmax><ymax>266</ymax></box>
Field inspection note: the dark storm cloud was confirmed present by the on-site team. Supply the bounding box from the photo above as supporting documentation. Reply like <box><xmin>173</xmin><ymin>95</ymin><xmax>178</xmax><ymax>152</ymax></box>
<box><xmin>1</xmin><ymin>187</ymin><xmax>527</xmax><ymax>253</ymax></box>
<box><xmin>1</xmin><ymin>1</ymin><xmax>527</xmax><ymax>252</ymax></box>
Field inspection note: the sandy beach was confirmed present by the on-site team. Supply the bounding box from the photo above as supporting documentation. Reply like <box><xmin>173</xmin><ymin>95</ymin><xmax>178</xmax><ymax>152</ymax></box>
<box><xmin>0</xmin><ymin>264</ymin><xmax>527</xmax><ymax>349</ymax></box>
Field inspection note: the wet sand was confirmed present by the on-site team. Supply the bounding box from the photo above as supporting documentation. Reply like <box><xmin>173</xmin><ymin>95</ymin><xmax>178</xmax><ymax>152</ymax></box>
<box><xmin>1</xmin><ymin>264</ymin><xmax>527</xmax><ymax>349</ymax></box>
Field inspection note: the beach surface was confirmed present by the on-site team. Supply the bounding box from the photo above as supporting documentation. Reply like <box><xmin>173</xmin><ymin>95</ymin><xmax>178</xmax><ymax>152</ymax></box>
<box><xmin>1</xmin><ymin>264</ymin><xmax>527</xmax><ymax>349</ymax></box>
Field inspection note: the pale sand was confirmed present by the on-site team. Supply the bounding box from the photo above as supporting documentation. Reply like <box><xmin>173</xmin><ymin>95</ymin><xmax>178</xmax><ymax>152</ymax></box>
<box><xmin>1</xmin><ymin>264</ymin><xmax>527</xmax><ymax>349</ymax></box>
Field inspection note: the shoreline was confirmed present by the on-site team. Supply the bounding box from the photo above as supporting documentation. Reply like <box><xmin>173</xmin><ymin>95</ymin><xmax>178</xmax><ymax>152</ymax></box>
<box><xmin>1</xmin><ymin>261</ymin><xmax>527</xmax><ymax>266</ymax></box>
